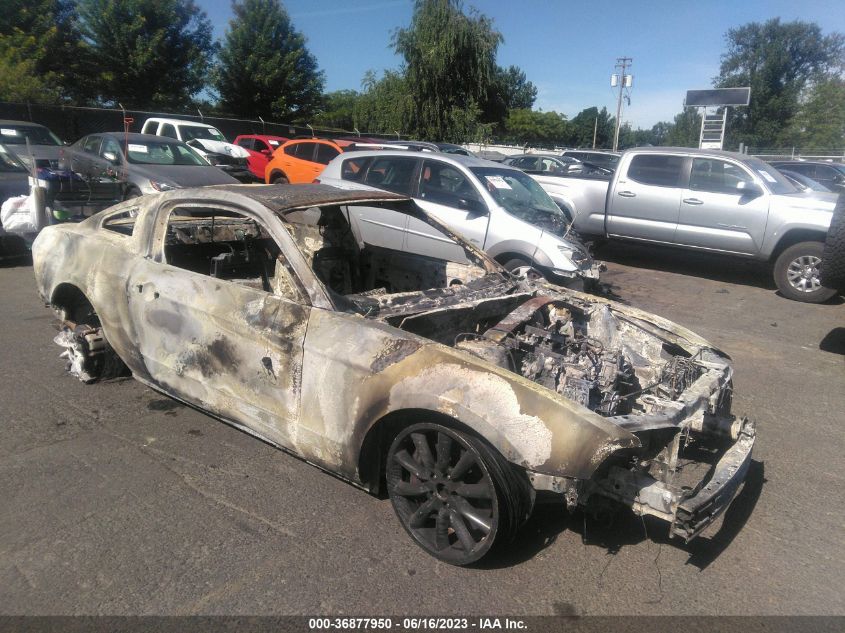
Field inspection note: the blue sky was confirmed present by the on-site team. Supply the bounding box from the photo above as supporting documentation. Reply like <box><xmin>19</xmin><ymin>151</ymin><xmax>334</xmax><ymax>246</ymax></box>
<box><xmin>200</xmin><ymin>0</ymin><xmax>845</xmax><ymax>129</ymax></box>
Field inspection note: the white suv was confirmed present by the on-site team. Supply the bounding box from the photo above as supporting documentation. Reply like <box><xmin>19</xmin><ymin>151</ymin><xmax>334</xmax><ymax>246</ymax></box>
<box><xmin>318</xmin><ymin>150</ymin><xmax>601</xmax><ymax>287</ymax></box>
<box><xmin>140</xmin><ymin>118</ymin><xmax>253</xmax><ymax>181</ymax></box>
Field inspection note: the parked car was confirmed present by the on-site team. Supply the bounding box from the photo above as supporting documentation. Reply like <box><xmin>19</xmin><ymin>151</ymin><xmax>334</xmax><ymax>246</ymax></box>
<box><xmin>318</xmin><ymin>150</ymin><xmax>601</xmax><ymax>287</ymax></box>
<box><xmin>59</xmin><ymin>132</ymin><xmax>239</xmax><ymax>198</ymax></box>
<box><xmin>504</xmin><ymin>153</ymin><xmax>581</xmax><ymax>176</ymax></box>
<box><xmin>560</xmin><ymin>149</ymin><xmax>621</xmax><ymax>170</ymax></box>
<box><xmin>533</xmin><ymin>147</ymin><xmax>838</xmax><ymax>303</ymax></box>
<box><xmin>264</xmin><ymin>138</ymin><xmax>357</xmax><ymax>184</ymax></box>
<box><xmin>32</xmin><ymin>184</ymin><xmax>756</xmax><ymax>565</ymax></box>
<box><xmin>0</xmin><ymin>120</ymin><xmax>64</xmax><ymax>170</ymax></box>
<box><xmin>234</xmin><ymin>134</ymin><xmax>289</xmax><ymax>180</ymax></box>
<box><xmin>776</xmin><ymin>169</ymin><xmax>832</xmax><ymax>194</ymax></box>
<box><xmin>769</xmin><ymin>161</ymin><xmax>845</xmax><ymax>194</ymax></box>
<box><xmin>436</xmin><ymin>143</ymin><xmax>475</xmax><ymax>156</ymax></box>
<box><xmin>141</xmin><ymin>118</ymin><xmax>253</xmax><ymax>182</ymax></box>
<box><xmin>0</xmin><ymin>143</ymin><xmax>30</xmax><ymax>204</ymax></box>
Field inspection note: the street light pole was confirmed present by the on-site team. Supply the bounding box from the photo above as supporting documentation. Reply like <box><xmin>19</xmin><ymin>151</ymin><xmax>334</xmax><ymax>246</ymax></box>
<box><xmin>612</xmin><ymin>57</ymin><xmax>632</xmax><ymax>152</ymax></box>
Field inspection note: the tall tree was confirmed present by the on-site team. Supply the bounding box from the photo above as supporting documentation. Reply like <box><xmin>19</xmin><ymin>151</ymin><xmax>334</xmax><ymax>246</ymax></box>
<box><xmin>393</xmin><ymin>0</ymin><xmax>502</xmax><ymax>141</ymax></box>
<box><xmin>482</xmin><ymin>65</ymin><xmax>537</xmax><ymax>129</ymax></box>
<box><xmin>215</xmin><ymin>0</ymin><xmax>324</xmax><ymax>120</ymax></box>
<box><xmin>78</xmin><ymin>0</ymin><xmax>214</xmax><ymax>109</ymax></box>
<box><xmin>313</xmin><ymin>89</ymin><xmax>360</xmax><ymax>131</ymax></box>
<box><xmin>499</xmin><ymin>109</ymin><xmax>567</xmax><ymax>146</ymax></box>
<box><xmin>0</xmin><ymin>0</ymin><xmax>90</xmax><ymax>103</ymax></box>
<box><xmin>354</xmin><ymin>70</ymin><xmax>414</xmax><ymax>137</ymax></box>
<box><xmin>716</xmin><ymin>18</ymin><xmax>845</xmax><ymax>149</ymax></box>
<box><xmin>567</xmin><ymin>107</ymin><xmax>614</xmax><ymax>148</ymax></box>
<box><xmin>785</xmin><ymin>78</ymin><xmax>845</xmax><ymax>149</ymax></box>
<box><xmin>665</xmin><ymin>107</ymin><xmax>702</xmax><ymax>147</ymax></box>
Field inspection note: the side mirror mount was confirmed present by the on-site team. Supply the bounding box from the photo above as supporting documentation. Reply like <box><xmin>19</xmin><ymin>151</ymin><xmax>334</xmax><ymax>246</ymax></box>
<box><xmin>103</xmin><ymin>151</ymin><xmax>120</xmax><ymax>165</ymax></box>
<box><xmin>459</xmin><ymin>197</ymin><xmax>488</xmax><ymax>217</ymax></box>
<box><xmin>736</xmin><ymin>180</ymin><xmax>763</xmax><ymax>196</ymax></box>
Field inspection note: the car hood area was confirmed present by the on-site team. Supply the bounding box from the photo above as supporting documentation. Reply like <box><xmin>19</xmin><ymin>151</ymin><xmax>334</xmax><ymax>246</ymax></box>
<box><xmin>130</xmin><ymin>163</ymin><xmax>240</xmax><ymax>187</ymax></box>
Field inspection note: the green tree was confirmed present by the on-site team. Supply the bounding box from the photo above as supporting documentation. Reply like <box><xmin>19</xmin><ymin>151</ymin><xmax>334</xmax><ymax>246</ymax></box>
<box><xmin>499</xmin><ymin>109</ymin><xmax>567</xmax><ymax>146</ymax></box>
<box><xmin>785</xmin><ymin>78</ymin><xmax>845</xmax><ymax>149</ymax></box>
<box><xmin>215</xmin><ymin>0</ymin><xmax>324</xmax><ymax>120</ymax></box>
<box><xmin>665</xmin><ymin>107</ymin><xmax>702</xmax><ymax>147</ymax></box>
<box><xmin>78</xmin><ymin>0</ymin><xmax>214</xmax><ymax>109</ymax></box>
<box><xmin>313</xmin><ymin>89</ymin><xmax>360</xmax><ymax>131</ymax></box>
<box><xmin>354</xmin><ymin>70</ymin><xmax>414</xmax><ymax>137</ymax></box>
<box><xmin>567</xmin><ymin>107</ymin><xmax>614</xmax><ymax>148</ymax></box>
<box><xmin>393</xmin><ymin>0</ymin><xmax>502</xmax><ymax>141</ymax></box>
<box><xmin>716</xmin><ymin>18</ymin><xmax>845</xmax><ymax>149</ymax></box>
<box><xmin>482</xmin><ymin>65</ymin><xmax>537</xmax><ymax>130</ymax></box>
<box><xmin>0</xmin><ymin>0</ymin><xmax>90</xmax><ymax>103</ymax></box>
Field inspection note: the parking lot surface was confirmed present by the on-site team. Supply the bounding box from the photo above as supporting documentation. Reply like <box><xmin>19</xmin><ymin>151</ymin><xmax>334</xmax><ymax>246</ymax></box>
<box><xmin>1</xmin><ymin>243</ymin><xmax>843</xmax><ymax>615</ymax></box>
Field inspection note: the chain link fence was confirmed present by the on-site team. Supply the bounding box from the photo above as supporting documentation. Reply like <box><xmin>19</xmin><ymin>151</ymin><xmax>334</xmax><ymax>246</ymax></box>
<box><xmin>748</xmin><ymin>148</ymin><xmax>845</xmax><ymax>162</ymax></box>
<box><xmin>0</xmin><ymin>101</ymin><xmax>405</xmax><ymax>144</ymax></box>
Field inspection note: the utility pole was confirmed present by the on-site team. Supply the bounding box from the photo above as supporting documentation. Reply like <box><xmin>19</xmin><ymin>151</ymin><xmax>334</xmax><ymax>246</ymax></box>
<box><xmin>611</xmin><ymin>57</ymin><xmax>632</xmax><ymax>152</ymax></box>
<box><xmin>592</xmin><ymin>117</ymin><xmax>597</xmax><ymax>148</ymax></box>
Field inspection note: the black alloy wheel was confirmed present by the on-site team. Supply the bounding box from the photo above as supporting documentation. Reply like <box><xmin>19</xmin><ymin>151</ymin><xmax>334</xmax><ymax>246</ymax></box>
<box><xmin>386</xmin><ymin>422</ymin><xmax>529</xmax><ymax>565</ymax></box>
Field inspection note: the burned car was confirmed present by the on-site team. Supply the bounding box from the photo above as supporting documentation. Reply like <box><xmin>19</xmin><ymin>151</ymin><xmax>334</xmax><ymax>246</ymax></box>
<box><xmin>32</xmin><ymin>184</ymin><xmax>755</xmax><ymax>565</ymax></box>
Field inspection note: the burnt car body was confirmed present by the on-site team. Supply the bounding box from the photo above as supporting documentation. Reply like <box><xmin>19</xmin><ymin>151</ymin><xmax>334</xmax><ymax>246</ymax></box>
<box><xmin>32</xmin><ymin>184</ymin><xmax>755</xmax><ymax>565</ymax></box>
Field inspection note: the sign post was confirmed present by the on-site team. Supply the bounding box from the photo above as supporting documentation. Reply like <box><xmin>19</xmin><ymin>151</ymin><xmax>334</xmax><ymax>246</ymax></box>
<box><xmin>684</xmin><ymin>88</ymin><xmax>750</xmax><ymax>150</ymax></box>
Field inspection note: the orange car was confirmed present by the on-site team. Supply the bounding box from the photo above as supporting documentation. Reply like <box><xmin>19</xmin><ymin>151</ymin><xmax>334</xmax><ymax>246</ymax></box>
<box><xmin>264</xmin><ymin>138</ymin><xmax>355</xmax><ymax>184</ymax></box>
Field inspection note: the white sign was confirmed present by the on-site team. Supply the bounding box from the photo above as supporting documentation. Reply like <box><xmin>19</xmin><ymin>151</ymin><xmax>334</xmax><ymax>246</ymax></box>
<box><xmin>485</xmin><ymin>175</ymin><xmax>512</xmax><ymax>189</ymax></box>
<box><xmin>700</xmin><ymin>141</ymin><xmax>723</xmax><ymax>150</ymax></box>
<box><xmin>127</xmin><ymin>143</ymin><xmax>148</xmax><ymax>153</ymax></box>
<box><xmin>757</xmin><ymin>170</ymin><xmax>777</xmax><ymax>183</ymax></box>
<box><xmin>1</xmin><ymin>128</ymin><xmax>20</xmax><ymax>136</ymax></box>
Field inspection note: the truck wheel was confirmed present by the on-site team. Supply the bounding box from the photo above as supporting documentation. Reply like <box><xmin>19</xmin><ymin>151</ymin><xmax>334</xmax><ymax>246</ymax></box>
<box><xmin>271</xmin><ymin>173</ymin><xmax>289</xmax><ymax>185</ymax></box>
<box><xmin>821</xmin><ymin>194</ymin><xmax>845</xmax><ymax>292</ymax></box>
<box><xmin>773</xmin><ymin>241</ymin><xmax>837</xmax><ymax>303</ymax></box>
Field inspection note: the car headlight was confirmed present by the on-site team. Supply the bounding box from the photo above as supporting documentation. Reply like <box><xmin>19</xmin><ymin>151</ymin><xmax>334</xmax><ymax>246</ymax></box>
<box><xmin>149</xmin><ymin>179</ymin><xmax>180</xmax><ymax>192</ymax></box>
<box><xmin>558</xmin><ymin>244</ymin><xmax>591</xmax><ymax>266</ymax></box>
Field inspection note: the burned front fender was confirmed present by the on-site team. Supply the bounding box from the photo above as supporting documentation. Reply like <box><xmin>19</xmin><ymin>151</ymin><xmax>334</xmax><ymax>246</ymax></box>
<box><xmin>297</xmin><ymin>308</ymin><xmax>641</xmax><ymax>485</ymax></box>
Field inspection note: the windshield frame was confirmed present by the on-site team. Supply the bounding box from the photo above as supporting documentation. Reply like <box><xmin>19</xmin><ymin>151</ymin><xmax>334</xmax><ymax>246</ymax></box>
<box><xmin>121</xmin><ymin>139</ymin><xmax>209</xmax><ymax>166</ymax></box>
<box><xmin>0</xmin><ymin>143</ymin><xmax>28</xmax><ymax>172</ymax></box>
<box><xmin>180</xmin><ymin>125</ymin><xmax>227</xmax><ymax>143</ymax></box>
<box><xmin>470</xmin><ymin>166</ymin><xmax>567</xmax><ymax>224</ymax></box>
<box><xmin>743</xmin><ymin>156</ymin><xmax>798</xmax><ymax>195</ymax></box>
<box><xmin>0</xmin><ymin>124</ymin><xmax>62</xmax><ymax>146</ymax></box>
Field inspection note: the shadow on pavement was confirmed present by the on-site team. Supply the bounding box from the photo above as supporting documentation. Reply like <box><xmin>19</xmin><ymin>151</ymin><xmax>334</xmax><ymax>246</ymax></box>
<box><xmin>483</xmin><ymin>460</ymin><xmax>766</xmax><ymax>570</ymax></box>
<box><xmin>820</xmin><ymin>327</ymin><xmax>845</xmax><ymax>355</ymax></box>
<box><xmin>594</xmin><ymin>242</ymin><xmax>776</xmax><ymax>290</ymax></box>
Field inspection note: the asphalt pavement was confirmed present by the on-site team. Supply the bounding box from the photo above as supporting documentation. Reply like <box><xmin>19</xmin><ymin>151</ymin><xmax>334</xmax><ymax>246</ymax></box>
<box><xmin>1</xmin><ymin>243</ymin><xmax>843</xmax><ymax>616</ymax></box>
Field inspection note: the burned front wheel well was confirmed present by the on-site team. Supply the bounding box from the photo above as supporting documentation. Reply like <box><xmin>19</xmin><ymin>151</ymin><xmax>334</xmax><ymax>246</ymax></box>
<box><xmin>357</xmin><ymin>409</ymin><xmax>486</xmax><ymax>495</ymax></box>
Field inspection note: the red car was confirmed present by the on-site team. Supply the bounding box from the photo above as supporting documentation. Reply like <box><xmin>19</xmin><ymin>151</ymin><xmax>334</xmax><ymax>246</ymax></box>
<box><xmin>233</xmin><ymin>134</ymin><xmax>289</xmax><ymax>180</ymax></box>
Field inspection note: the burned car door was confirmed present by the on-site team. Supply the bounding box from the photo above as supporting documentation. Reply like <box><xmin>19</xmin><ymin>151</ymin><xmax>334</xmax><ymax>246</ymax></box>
<box><xmin>125</xmin><ymin>199</ymin><xmax>310</xmax><ymax>447</ymax></box>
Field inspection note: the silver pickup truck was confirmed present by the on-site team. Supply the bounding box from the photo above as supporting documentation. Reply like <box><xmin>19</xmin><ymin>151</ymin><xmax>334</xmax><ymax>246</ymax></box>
<box><xmin>533</xmin><ymin>147</ymin><xmax>839</xmax><ymax>303</ymax></box>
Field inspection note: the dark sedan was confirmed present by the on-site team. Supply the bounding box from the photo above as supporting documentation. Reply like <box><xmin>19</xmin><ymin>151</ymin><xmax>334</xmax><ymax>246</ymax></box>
<box><xmin>60</xmin><ymin>133</ymin><xmax>239</xmax><ymax>199</ymax></box>
<box><xmin>770</xmin><ymin>160</ymin><xmax>845</xmax><ymax>194</ymax></box>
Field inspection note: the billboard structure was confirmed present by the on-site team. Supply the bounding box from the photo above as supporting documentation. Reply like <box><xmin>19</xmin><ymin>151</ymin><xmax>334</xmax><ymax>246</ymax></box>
<box><xmin>684</xmin><ymin>87</ymin><xmax>751</xmax><ymax>150</ymax></box>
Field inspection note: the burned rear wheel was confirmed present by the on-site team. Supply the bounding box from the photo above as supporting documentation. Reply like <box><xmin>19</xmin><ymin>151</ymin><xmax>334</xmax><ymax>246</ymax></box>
<box><xmin>386</xmin><ymin>422</ymin><xmax>530</xmax><ymax>565</ymax></box>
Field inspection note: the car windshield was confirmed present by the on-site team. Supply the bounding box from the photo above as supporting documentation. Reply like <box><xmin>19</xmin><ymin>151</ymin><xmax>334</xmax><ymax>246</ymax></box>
<box><xmin>180</xmin><ymin>126</ymin><xmax>227</xmax><ymax>143</ymax></box>
<box><xmin>122</xmin><ymin>140</ymin><xmax>207</xmax><ymax>166</ymax></box>
<box><xmin>0</xmin><ymin>124</ymin><xmax>61</xmax><ymax>146</ymax></box>
<box><xmin>0</xmin><ymin>144</ymin><xmax>27</xmax><ymax>172</ymax></box>
<box><xmin>746</xmin><ymin>157</ymin><xmax>798</xmax><ymax>194</ymax></box>
<box><xmin>470</xmin><ymin>167</ymin><xmax>567</xmax><ymax>224</ymax></box>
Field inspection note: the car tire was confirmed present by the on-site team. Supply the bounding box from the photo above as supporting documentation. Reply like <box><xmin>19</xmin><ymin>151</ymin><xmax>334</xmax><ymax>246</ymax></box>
<box><xmin>502</xmin><ymin>257</ymin><xmax>531</xmax><ymax>272</ymax></box>
<box><xmin>821</xmin><ymin>194</ymin><xmax>845</xmax><ymax>292</ymax></box>
<box><xmin>271</xmin><ymin>173</ymin><xmax>289</xmax><ymax>185</ymax></box>
<box><xmin>773</xmin><ymin>241</ymin><xmax>837</xmax><ymax>303</ymax></box>
<box><xmin>386</xmin><ymin>422</ymin><xmax>532</xmax><ymax>566</ymax></box>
